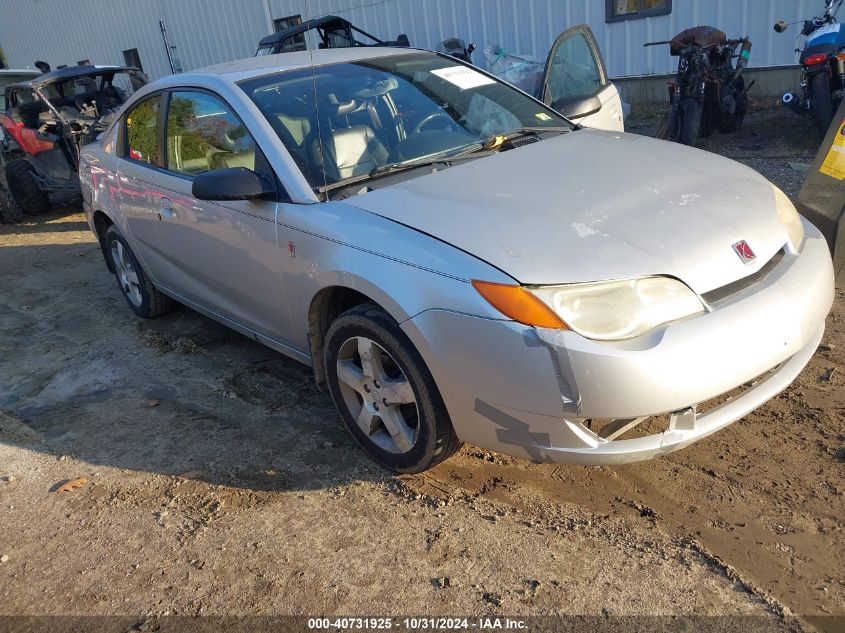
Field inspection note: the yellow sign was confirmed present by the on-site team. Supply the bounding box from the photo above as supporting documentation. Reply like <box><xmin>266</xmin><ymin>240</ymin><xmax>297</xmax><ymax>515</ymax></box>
<box><xmin>819</xmin><ymin>118</ymin><xmax>845</xmax><ymax>180</ymax></box>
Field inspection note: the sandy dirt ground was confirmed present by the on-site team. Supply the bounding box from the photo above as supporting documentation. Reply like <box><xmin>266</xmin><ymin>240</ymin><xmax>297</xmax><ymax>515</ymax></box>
<box><xmin>0</xmin><ymin>103</ymin><xmax>842</xmax><ymax>632</ymax></box>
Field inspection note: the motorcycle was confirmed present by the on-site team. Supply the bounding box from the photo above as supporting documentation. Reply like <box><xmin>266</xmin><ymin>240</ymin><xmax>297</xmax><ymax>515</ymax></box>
<box><xmin>646</xmin><ymin>26</ymin><xmax>753</xmax><ymax>146</ymax></box>
<box><xmin>775</xmin><ymin>0</ymin><xmax>845</xmax><ymax>134</ymax></box>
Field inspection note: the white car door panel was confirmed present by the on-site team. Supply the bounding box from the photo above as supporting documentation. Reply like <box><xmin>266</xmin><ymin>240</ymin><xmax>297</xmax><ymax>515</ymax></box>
<box><xmin>541</xmin><ymin>25</ymin><xmax>625</xmax><ymax>132</ymax></box>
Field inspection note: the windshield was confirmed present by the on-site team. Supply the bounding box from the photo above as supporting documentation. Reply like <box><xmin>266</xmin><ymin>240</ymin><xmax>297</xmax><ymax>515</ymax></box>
<box><xmin>240</xmin><ymin>52</ymin><xmax>570</xmax><ymax>190</ymax></box>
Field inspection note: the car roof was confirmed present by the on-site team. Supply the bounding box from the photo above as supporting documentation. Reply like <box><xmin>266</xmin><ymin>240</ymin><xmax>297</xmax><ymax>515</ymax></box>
<box><xmin>257</xmin><ymin>15</ymin><xmax>354</xmax><ymax>47</ymax></box>
<box><xmin>192</xmin><ymin>47</ymin><xmax>420</xmax><ymax>83</ymax></box>
<box><xmin>6</xmin><ymin>65</ymin><xmax>140</xmax><ymax>90</ymax></box>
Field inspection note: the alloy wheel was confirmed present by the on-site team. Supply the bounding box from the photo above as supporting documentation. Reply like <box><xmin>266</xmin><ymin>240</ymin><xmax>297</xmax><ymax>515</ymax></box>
<box><xmin>335</xmin><ymin>336</ymin><xmax>419</xmax><ymax>454</ymax></box>
<box><xmin>110</xmin><ymin>240</ymin><xmax>142</xmax><ymax>307</ymax></box>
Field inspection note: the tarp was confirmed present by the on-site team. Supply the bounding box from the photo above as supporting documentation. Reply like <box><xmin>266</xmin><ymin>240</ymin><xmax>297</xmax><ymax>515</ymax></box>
<box><xmin>795</xmin><ymin>100</ymin><xmax>845</xmax><ymax>284</ymax></box>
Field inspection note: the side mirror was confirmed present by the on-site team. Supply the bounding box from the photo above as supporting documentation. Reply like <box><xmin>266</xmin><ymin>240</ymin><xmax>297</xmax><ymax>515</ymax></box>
<box><xmin>551</xmin><ymin>95</ymin><xmax>603</xmax><ymax>121</ymax></box>
<box><xmin>192</xmin><ymin>167</ymin><xmax>275</xmax><ymax>201</ymax></box>
<box><xmin>774</xmin><ymin>20</ymin><xmax>788</xmax><ymax>33</ymax></box>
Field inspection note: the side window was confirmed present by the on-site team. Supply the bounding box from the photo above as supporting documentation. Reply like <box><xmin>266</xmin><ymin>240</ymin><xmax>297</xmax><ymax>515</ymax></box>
<box><xmin>547</xmin><ymin>32</ymin><xmax>604</xmax><ymax>105</ymax></box>
<box><xmin>125</xmin><ymin>94</ymin><xmax>161</xmax><ymax>165</ymax></box>
<box><xmin>166</xmin><ymin>91</ymin><xmax>256</xmax><ymax>176</ymax></box>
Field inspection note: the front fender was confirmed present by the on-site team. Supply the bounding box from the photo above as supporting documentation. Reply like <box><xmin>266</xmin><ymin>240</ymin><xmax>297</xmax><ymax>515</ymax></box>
<box><xmin>278</xmin><ymin>200</ymin><xmax>514</xmax><ymax>351</ymax></box>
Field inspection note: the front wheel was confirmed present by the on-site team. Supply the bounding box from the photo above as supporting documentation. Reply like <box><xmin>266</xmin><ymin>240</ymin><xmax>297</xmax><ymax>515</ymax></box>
<box><xmin>104</xmin><ymin>226</ymin><xmax>173</xmax><ymax>318</ymax></box>
<box><xmin>5</xmin><ymin>159</ymin><xmax>49</xmax><ymax>215</ymax></box>
<box><xmin>811</xmin><ymin>71</ymin><xmax>835</xmax><ymax>135</ymax></box>
<box><xmin>678</xmin><ymin>98</ymin><xmax>703</xmax><ymax>146</ymax></box>
<box><xmin>0</xmin><ymin>179</ymin><xmax>24</xmax><ymax>224</ymax></box>
<box><xmin>324</xmin><ymin>303</ymin><xmax>461</xmax><ymax>473</ymax></box>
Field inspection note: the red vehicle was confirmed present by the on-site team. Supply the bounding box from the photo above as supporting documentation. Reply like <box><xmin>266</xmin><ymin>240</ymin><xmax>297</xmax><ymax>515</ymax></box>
<box><xmin>0</xmin><ymin>64</ymin><xmax>146</xmax><ymax>219</ymax></box>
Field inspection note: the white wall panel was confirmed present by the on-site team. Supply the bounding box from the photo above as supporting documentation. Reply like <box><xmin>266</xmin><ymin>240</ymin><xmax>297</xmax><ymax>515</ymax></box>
<box><xmin>0</xmin><ymin>0</ymin><xmax>829</xmax><ymax>79</ymax></box>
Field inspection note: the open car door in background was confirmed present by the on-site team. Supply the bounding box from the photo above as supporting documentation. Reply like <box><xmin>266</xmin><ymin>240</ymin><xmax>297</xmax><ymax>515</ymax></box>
<box><xmin>540</xmin><ymin>25</ymin><xmax>625</xmax><ymax>132</ymax></box>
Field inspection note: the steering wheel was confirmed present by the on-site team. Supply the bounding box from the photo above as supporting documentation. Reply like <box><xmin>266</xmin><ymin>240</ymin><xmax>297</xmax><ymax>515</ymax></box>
<box><xmin>412</xmin><ymin>111</ymin><xmax>456</xmax><ymax>135</ymax></box>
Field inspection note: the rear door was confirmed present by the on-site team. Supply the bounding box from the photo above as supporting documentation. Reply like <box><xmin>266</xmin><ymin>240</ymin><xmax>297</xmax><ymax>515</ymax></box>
<box><xmin>117</xmin><ymin>92</ymin><xmax>173</xmax><ymax>286</ymax></box>
<box><xmin>540</xmin><ymin>25</ymin><xmax>625</xmax><ymax>132</ymax></box>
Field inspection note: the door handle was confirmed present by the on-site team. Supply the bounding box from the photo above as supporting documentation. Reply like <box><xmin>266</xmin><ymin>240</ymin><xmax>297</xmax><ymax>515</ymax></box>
<box><xmin>158</xmin><ymin>196</ymin><xmax>175</xmax><ymax>220</ymax></box>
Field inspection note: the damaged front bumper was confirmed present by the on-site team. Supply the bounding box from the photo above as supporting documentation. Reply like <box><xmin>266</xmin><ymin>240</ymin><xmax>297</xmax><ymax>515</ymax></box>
<box><xmin>401</xmin><ymin>222</ymin><xmax>834</xmax><ymax>465</ymax></box>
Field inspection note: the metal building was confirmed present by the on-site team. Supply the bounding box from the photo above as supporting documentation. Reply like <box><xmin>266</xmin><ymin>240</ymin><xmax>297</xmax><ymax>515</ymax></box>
<box><xmin>0</xmin><ymin>0</ymin><xmax>823</xmax><ymax>85</ymax></box>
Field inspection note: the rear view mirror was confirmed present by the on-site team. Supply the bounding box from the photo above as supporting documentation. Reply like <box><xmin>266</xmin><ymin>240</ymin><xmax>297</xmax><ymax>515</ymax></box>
<box><xmin>774</xmin><ymin>20</ymin><xmax>788</xmax><ymax>33</ymax></box>
<box><xmin>192</xmin><ymin>167</ymin><xmax>275</xmax><ymax>201</ymax></box>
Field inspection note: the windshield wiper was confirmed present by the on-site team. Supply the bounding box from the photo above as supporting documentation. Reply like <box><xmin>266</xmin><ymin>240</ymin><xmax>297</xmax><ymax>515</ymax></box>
<box><xmin>319</xmin><ymin>126</ymin><xmax>571</xmax><ymax>195</ymax></box>
<box><xmin>367</xmin><ymin>147</ymin><xmax>497</xmax><ymax>179</ymax></box>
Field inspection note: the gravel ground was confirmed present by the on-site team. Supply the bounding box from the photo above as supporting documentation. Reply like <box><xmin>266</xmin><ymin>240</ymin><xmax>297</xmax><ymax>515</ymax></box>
<box><xmin>0</xmin><ymin>102</ymin><xmax>842</xmax><ymax>632</ymax></box>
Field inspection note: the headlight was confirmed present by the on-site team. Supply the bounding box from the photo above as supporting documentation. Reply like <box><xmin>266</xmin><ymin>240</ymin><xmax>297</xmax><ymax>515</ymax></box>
<box><xmin>773</xmin><ymin>185</ymin><xmax>804</xmax><ymax>251</ymax></box>
<box><xmin>529</xmin><ymin>276</ymin><xmax>705</xmax><ymax>340</ymax></box>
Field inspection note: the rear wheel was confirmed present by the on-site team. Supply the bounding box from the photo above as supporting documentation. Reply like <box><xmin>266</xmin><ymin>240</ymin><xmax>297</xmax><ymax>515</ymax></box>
<box><xmin>104</xmin><ymin>226</ymin><xmax>172</xmax><ymax>318</ymax></box>
<box><xmin>811</xmin><ymin>71</ymin><xmax>835</xmax><ymax>135</ymax></box>
<box><xmin>718</xmin><ymin>78</ymin><xmax>748</xmax><ymax>133</ymax></box>
<box><xmin>324</xmin><ymin>303</ymin><xmax>460</xmax><ymax>473</ymax></box>
<box><xmin>5</xmin><ymin>159</ymin><xmax>49</xmax><ymax>215</ymax></box>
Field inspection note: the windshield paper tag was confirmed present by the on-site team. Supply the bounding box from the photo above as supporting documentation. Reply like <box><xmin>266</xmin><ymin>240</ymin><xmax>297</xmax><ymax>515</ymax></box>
<box><xmin>431</xmin><ymin>66</ymin><xmax>495</xmax><ymax>90</ymax></box>
<box><xmin>535</xmin><ymin>112</ymin><xmax>553</xmax><ymax>121</ymax></box>
<box><xmin>820</xmin><ymin>118</ymin><xmax>845</xmax><ymax>180</ymax></box>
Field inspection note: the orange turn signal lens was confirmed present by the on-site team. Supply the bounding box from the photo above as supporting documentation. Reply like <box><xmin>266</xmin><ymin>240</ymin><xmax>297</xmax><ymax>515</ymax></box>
<box><xmin>471</xmin><ymin>280</ymin><xmax>568</xmax><ymax>329</ymax></box>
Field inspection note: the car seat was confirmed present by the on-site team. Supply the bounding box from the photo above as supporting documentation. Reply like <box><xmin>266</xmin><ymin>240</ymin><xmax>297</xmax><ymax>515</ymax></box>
<box><xmin>310</xmin><ymin>94</ymin><xmax>389</xmax><ymax>182</ymax></box>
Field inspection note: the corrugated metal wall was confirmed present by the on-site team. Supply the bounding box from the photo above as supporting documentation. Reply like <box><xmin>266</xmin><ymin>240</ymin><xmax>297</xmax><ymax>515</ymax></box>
<box><xmin>0</xmin><ymin>0</ymin><xmax>825</xmax><ymax>79</ymax></box>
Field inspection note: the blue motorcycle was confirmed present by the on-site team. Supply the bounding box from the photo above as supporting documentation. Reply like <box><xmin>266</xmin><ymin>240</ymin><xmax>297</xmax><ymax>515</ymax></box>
<box><xmin>776</xmin><ymin>0</ymin><xmax>845</xmax><ymax>134</ymax></box>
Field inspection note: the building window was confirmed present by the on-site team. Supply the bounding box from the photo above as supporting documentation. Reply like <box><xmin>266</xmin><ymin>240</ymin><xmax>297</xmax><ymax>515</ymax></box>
<box><xmin>274</xmin><ymin>14</ymin><xmax>302</xmax><ymax>31</ymax></box>
<box><xmin>606</xmin><ymin>0</ymin><xmax>671</xmax><ymax>22</ymax></box>
<box><xmin>273</xmin><ymin>14</ymin><xmax>306</xmax><ymax>52</ymax></box>
<box><xmin>123</xmin><ymin>48</ymin><xmax>143</xmax><ymax>72</ymax></box>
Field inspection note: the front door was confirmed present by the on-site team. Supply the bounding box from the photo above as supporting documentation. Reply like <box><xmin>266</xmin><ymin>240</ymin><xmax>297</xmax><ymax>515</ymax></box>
<box><xmin>540</xmin><ymin>25</ymin><xmax>625</xmax><ymax>132</ymax></box>
<box><xmin>153</xmin><ymin>89</ymin><xmax>289</xmax><ymax>341</ymax></box>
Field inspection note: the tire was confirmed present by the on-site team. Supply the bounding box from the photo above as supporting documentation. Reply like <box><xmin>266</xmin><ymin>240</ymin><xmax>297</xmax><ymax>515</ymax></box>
<box><xmin>678</xmin><ymin>98</ymin><xmax>703</xmax><ymax>146</ymax></box>
<box><xmin>5</xmin><ymin>159</ymin><xmax>49</xmax><ymax>216</ymax></box>
<box><xmin>811</xmin><ymin>71</ymin><xmax>835</xmax><ymax>136</ymax></box>
<box><xmin>324</xmin><ymin>303</ymin><xmax>461</xmax><ymax>473</ymax></box>
<box><xmin>718</xmin><ymin>79</ymin><xmax>747</xmax><ymax>133</ymax></box>
<box><xmin>0</xmin><ymin>181</ymin><xmax>24</xmax><ymax>224</ymax></box>
<box><xmin>104</xmin><ymin>226</ymin><xmax>173</xmax><ymax>319</ymax></box>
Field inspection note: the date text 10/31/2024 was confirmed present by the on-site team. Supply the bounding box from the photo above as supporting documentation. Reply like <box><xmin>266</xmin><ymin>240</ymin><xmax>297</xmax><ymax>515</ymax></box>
<box><xmin>307</xmin><ymin>617</ymin><xmax>528</xmax><ymax>630</ymax></box>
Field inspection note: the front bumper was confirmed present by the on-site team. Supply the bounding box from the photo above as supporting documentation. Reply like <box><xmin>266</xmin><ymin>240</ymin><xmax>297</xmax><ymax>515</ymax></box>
<box><xmin>401</xmin><ymin>224</ymin><xmax>834</xmax><ymax>465</ymax></box>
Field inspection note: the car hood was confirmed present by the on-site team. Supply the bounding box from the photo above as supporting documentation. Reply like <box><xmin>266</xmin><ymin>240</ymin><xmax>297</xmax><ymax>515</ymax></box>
<box><xmin>344</xmin><ymin>129</ymin><xmax>791</xmax><ymax>293</ymax></box>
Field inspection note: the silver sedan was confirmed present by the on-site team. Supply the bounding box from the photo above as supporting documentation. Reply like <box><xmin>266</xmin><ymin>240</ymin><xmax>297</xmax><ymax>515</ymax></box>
<box><xmin>80</xmin><ymin>48</ymin><xmax>834</xmax><ymax>473</ymax></box>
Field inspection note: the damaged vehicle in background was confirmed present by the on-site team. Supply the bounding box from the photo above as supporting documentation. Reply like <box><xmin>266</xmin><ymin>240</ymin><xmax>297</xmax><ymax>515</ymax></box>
<box><xmin>256</xmin><ymin>15</ymin><xmax>409</xmax><ymax>56</ymax></box>
<box><xmin>0</xmin><ymin>65</ymin><xmax>146</xmax><ymax>217</ymax></box>
<box><xmin>79</xmin><ymin>48</ymin><xmax>833</xmax><ymax>473</ymax></box>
